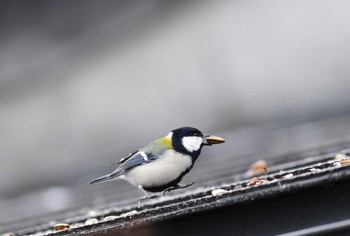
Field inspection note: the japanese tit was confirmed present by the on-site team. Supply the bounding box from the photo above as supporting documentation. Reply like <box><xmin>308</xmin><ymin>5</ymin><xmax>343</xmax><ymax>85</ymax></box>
<box><xmin>89</xmin><ymin>127</ymin><xmax>225</xmax><ymax>197</ymax></box>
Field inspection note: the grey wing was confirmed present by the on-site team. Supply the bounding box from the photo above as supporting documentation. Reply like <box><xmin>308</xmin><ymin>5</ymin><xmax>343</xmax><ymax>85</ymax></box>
<box><xmin>117</xmin><ymin>150</ymin><xmax>139</xmax><ymax>164</ymax></box>
<box><xmin>118</xmin><ymin>140</ymin><xmax>168</xmax><ymax>164</ymax></box>
<box><xmin>110</xmin><ymin>151</ymin><xmax>160</xmax><ymax>178</ymax></box>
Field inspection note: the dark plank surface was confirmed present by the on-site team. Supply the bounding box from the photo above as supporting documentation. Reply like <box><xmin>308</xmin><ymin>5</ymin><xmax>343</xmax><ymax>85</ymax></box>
<box><xmin>1</xmin><ymin>114</ymin><xmax>350</xmax><ymax>235</ymax></box>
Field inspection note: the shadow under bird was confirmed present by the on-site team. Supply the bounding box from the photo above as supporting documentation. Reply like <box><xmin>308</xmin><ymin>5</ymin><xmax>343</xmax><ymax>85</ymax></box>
<box><xmin>89</xmin><ymin>127</ymin><xmax>225</xmax><ymax>200</ymax></box>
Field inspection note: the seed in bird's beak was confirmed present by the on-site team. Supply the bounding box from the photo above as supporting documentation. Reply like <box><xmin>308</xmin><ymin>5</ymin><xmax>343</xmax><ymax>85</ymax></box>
<box><xmin>204</xmin><ymin>135</ymin><xmax>225</xmax><ymax>145</ymax></box>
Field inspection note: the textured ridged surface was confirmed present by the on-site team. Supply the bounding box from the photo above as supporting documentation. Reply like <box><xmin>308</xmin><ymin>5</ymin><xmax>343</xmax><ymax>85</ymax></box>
<box><xmin>1</xmin><ymin>114</ymin><xmax>350</xmax><ymax>235</ymax></box>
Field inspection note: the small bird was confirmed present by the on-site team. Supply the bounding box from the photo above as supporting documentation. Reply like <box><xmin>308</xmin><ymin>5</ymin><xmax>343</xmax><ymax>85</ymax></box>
<box><xmin>89</xmin><ymin>127</ymin><xmax>225</xmax><ymax>200</ymax></box>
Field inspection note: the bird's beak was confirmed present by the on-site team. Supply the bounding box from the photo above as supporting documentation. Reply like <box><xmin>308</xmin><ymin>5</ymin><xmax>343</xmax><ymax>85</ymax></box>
<box><xmin>203</xmin><ymin>134</ymin><xmax>225</xmax><ymax>145</ymax></box>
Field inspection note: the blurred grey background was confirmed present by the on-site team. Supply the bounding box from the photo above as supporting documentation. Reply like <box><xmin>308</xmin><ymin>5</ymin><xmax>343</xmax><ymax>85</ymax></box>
<box><xmin>1</xmin><ymin>0</ymin><xmax>350</xmax><ymax>214</ymax></box>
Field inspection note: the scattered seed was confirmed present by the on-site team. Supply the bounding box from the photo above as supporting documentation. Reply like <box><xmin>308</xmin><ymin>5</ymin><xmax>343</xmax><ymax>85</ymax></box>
<box><xmin>249</xmin><ymin>160</ymin><xmax>267</xmax><ymax>174</ymax></box>
<box><xmin>86</xmin><ymin>210</ymin><xmax>99</xmax><ymax>217</ymax></box>
<box><xmin>282</xmin><ymin>173</ymin><xmax>294</xmax><ymax>179</ymax></box>
<box><xmin>334</xmin><ymin>153</ymin><xmax>349</xmax><ymax>161</ymax></box>
<box><xmin>233</xmin><ymin>184</ymin><xmax>243</xmax><ymax>190</ymax></box>
<box><xmin>309</xmin><ymin>168</ymin><xmax>321</xmax><ymax>173</ymax></box>
<box><xmin>54</xmin><ymin>223</ymin><xmax>70</xmax><ymax>231</ymax></box>
<box><xmin>269</xmin><ymin>178</ymin><xmax>278</xmax><ymax>183</ymax></box>
<box><xmin>259</xmin><ymin>179</ymin><xmax>269</xmax><ymax>184</ymax></box>
<box><xmin>85</xmin><ymin>218</ymin><xmax>98</xmax><ymax>225</ymax></box>
<box><xmin>247</xmin><ymin>177</ymin><xmax>262</xmax><ymax>186</ymax></box>
<box><xmin>103</xmin><ymin>215</ymin><xmax>118</xmax><ymax>221</ymax></box>
<box><xmin>120</xmin><ymin>210</ymin><xmax>138</xmax><ymax>218</ymax></box>
<box><xmin>211</xmin><ymin>189</ymin><xmax>229</xmax><ymax>196</ymax></box>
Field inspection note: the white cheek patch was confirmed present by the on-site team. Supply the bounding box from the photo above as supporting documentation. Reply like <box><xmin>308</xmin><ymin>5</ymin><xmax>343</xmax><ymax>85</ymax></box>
<box><xmin>182</xmin><ymin>136</ymin><xmax>203</xmax><ymax>152</ymax></box>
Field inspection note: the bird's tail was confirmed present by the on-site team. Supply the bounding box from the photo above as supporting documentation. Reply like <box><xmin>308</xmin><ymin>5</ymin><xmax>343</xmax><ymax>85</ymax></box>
<box><xmin>88</xmin><ymin>173</ymin><xmax>122</xmax><ymax>185</ymax></box>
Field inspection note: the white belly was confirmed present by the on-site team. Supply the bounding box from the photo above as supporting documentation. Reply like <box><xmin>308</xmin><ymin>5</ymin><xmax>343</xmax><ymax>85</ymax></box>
<box><xmin>124</xmin><ymin>149</ymin><xmax>192</xmax><ymax>187</ymax></box>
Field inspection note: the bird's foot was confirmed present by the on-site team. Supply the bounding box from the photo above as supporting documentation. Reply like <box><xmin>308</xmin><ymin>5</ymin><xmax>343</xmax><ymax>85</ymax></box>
<box><xmin>137</xmin><ymin>194</ymin><xmax>160</xmax><ymax>207</ymax></box>
<box><xmin>163</xmin><ymin>182</ymin><xmax>195</xmax><ymax>196</ymax></box>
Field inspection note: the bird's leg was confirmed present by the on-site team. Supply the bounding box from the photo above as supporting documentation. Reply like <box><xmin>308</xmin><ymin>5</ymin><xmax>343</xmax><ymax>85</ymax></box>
<box><xmin>137</xmin><ymin>185</ymin><xmax>159</xmax><ymax>207</ymax></box>
<box><xmin>163</xmin><ymin>182</ymin><xmax>195</xmax><ymax>196</ymax></box>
